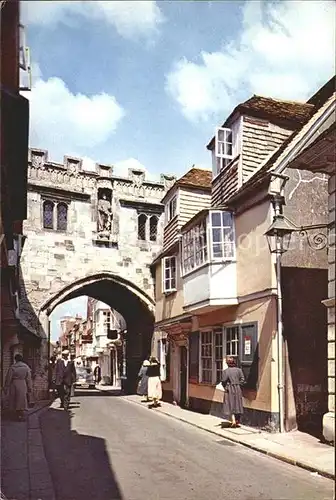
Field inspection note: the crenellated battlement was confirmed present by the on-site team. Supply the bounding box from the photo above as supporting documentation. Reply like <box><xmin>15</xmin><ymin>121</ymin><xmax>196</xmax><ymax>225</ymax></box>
<box><xmin>28</xmin><ymin>148</ymin><xmax>176</xmax><ymax>192</ymax></box>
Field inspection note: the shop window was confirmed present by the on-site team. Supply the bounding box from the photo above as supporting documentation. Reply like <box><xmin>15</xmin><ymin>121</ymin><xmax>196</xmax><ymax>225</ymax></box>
<box><xmin>200</xmin><ymin>331</ymin><xmax>213</xmax><ymax>384</ymax></box>
<box><xmin>197</xmin><ymin>323</ymin><xmax>258</xmax><ymax>388</ymax></box>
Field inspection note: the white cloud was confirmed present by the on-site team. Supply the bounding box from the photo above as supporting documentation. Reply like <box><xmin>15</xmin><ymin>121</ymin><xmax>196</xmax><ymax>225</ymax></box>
<box><xmin>22</xmin><ymin>69</ymin><xmax>124</xmax><ymax>163</ymax></box>
<box><xmin>81</xmin><ymin>157</ymin><xmax>159</xmax><ymax>181</ymax></box>
<box><xmin>21</xmin><ymin>1</ymin><xmax>164</xmax><ymax>40</ymax></box>
<box><xmin>166</xmin><ymin>0</ymin><xmax>336</xmax><ymax>122</ymax></box>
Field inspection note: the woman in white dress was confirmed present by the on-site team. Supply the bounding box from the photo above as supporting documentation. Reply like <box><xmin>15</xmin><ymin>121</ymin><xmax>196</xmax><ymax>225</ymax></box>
<box><xmin>146</xmin><ymin>356</ymin><xmax>162</xmax><ymax>408</ymax></box>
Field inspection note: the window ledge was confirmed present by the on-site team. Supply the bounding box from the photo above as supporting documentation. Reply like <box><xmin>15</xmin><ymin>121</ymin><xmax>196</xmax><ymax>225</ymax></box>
<box><xmin>182</xmin><ymin>258</ymin><xmax>237</xmax><ymax>278</ymax></box>
<box><xmin>163</xmin><ymin>289</ymin><xmax>177</xmax><ymax>296</ymax></box>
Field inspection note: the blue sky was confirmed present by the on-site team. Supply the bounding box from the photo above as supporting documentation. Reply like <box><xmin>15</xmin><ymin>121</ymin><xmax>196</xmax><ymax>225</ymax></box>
<box><xmin>21</xmin><ymin>0</ymin><xmax>335</xmax><ymax>340</ymax></box>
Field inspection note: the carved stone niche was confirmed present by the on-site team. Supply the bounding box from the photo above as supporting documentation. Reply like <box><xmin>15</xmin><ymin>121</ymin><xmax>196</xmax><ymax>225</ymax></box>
<box><xmin>160</xmin><ymin>174</ymin><xmax>176</xmax><ymax>191</ymax></box>
<box><xmin>129</xmin><ymin>168</ymin><xmax>145</xmax><ymax>187</ymax></box>
<box><xmin>98</xmin><ymin>164</ymin><xmax>113</xmax><ymax>178</ymax></box>
<box><xmin>64</xmin><ymin>156</ymin><xmax>82</xmax><ymax>176</ymax></box>
<box><xmin>97</xmin><ymin>187</ymin><xmax>113</xmax><ymax>238</ymax></box>
<box><xmin>29</xmin><ymin>149</ymin><xmax>48</xmax><ymax>168</ymax></box>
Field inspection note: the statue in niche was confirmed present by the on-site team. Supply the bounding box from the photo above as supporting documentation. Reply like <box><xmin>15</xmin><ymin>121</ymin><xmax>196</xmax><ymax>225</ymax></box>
<box><xmin>97</xmin><ymin>194</ymin><xmax>112</xmax><ymax>234</ymax></box>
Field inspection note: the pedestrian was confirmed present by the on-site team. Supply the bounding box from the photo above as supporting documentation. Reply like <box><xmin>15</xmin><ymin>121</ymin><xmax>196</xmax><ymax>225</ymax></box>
<box><xmin>53</xmin><ymin>353</ymin><xmax>66</xmax><ymax>408</ymax></box>
<box><xmin>4</xmin><ymin>353</ymin><xmax>32</xmax><ymax>421</ymax></box>
<box><xmin>147</xmin><ymin>356</ymin><xmax>162</xmax><ymax>408</ymax></box>
<box><xmin>221</xmin><ymin>356</ymin><xmax>245</xmax><ymax>427</ymax></box>
<box><xmin>94</xmin><ymin>364</ymin><xmax>101</xmax><ymax>385</ymax></box>
<box><xmin>137</xmin><ymin>359</ymin><xmax>150</xmax><ymax>402</ymax></box>
<box><xmin>62</xmin><ymin>351</ymin><xmax>77</xmax><ymax>410</ymax></box>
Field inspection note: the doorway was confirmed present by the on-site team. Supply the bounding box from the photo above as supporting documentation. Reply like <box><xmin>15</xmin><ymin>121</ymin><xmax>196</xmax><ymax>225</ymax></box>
<box><xmin>179</xmin><ymin>346</ymin><xmax>188</xmax><ymax>408</ymax></box>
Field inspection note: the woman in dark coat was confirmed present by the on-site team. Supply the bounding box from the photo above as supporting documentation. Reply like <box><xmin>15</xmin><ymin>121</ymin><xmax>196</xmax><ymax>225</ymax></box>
<box><xmin>221</xmin><ymin>357</ymin><xmax>245</xmax><ymax>427</ymax></box>
<box><xmin>137</xmin><ymin>360</ymin><xmax>150</xmax><ymax>401</ymax></box>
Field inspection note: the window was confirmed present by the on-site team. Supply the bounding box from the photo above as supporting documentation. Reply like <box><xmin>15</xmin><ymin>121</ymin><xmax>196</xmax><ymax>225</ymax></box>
<box><xmin>149</xmin><ymin>215</ymin><xmax>158</xmax><ymax>242</ymax></box>
<box><xmin>163</xmin><ymin>256</ymin><xmax>177</xmax><ymax>293</ymax></box>
<box><xmin>43</xmin><ymin>200</ymin><xmax>68</xmax><ymax>231</ymax></box>
<box><xmin>182</xmin><ymin>218</ymin><xmax>207</xmax><ymax>274</ymax></box>
<box><xmin>57</xmin><ymin>203</ymin><xmax>68</xmax><ymax>231</ymax></box>
<box><xmin>137</xmin><ymin>213</ymin><xmax>159</xmax><ymax>242</ymax></box>
<box><xmin>200</xmin><ymin>331</ymin><xmax>213</xmax><ymax>384</ymax></box>
<box><xmin>210</xmin><ymin>211</ymin><xmax>235</xmax><ymax>260</ymax></box>
<box><xmin>166</xmin><ymin>195</ymin><xmax>177</xmax><ymax>222</ymax></box>
<box><xmin>43</xmin><ymin>201</ymin><xmax>54</xmax><ymax>229</ymax></box>
<box><xmin>226</xmin><ymin>326</ymin><xmax>240</xmax><ymax>357</ymax></box>
<box><xmin>214</xmin><ymin>327</ymin><xmax>224</xmax><ymax>384</ymax></box>
<box><xmin>181</xmin><ymin>210</ymin><xmax>235</xmax><ymax>274</ymax></box>
<box><xmin>213</xmin><ymin>126</ymin><xmax>237</xmax><ymax>175</ymax></box>
<box><xmin>103</xmin><ymin>311</ymin><xmax>111</xmax><ymax>333</ymax></box>
<box><xmin>138</xmin><ymin>214</ymin><xmax>147</xmax><ymax>240</ymax></box>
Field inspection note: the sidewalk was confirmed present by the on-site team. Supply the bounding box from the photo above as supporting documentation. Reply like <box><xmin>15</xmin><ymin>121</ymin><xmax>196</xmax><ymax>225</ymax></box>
<box><xmin>104</xmin><ymin>388</ymin><xmax>335</xmax><ymax>480</ymax></box>
<box><xmin>1</xmin><ymin>401</ymin><xmax>55</xmax><ymax>500</ymax></box>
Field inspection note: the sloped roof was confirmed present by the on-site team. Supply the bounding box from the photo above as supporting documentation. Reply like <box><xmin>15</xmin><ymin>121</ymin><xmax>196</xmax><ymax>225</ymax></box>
<box><xmin>207</xmin><ymin>95</ymin><xmax>314</xmax><ymax>150</ymax></box>
<box><xmin>162</xmin><ymin>167</ymin><xmax>212</xmax><ymax>202</ymax></box>
<box><xmin>225</xmin><ymin>77</ymin><xmax>336</xmax><ymax>206</ymax></box>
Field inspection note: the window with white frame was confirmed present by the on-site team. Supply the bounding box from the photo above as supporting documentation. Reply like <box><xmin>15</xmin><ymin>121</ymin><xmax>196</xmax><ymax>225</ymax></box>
<box><xmin>200</xmin><ymin>331</ymin><xmax>213</xmax><ymax>384</ymax></box>
<box><xmin>210</xmin><ymin>211</ymin><xmax>235</xmax><ymax>260</ymax></box>
<box><xmin>162</xmin><ymin>256</ymin><xmax>177</xmax><ymax>293</ymax></box>
<box><xmin>226</xmin><ymin>325</ymin><xmax>240</xmax><ymax>358</ymax></box>
<box><xmin>103</xmin><ymin>311</ymin><xmax>111</xmax><ymax>333</ymax></box>
<box><xmin>182</xmin><ymin>218</ymin><xmax>207</xmax><ymax>274</ymax></box>
<box><xmin>166</xmin><ymin>195</ymin><xmax>177</xmax><ymax>222</ymax></box>
<box><xmin>199</xmin><ymin>325</ymin><xmax>242</xmax><ymax>385</ymax></box>
<box><xmin>214</xmin><ymin>327</ymin><xmax>224</xmax><ymax>383</ymax></box>
<box><xmin>214</xmin><ymin>127</ymin><xmax>233</xmax><ymax>173</ymax></box>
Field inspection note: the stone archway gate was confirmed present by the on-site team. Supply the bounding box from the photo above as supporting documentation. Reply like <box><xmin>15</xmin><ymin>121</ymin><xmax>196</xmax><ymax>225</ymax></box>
<box><xmin>18</xmin><ymin>148</ymin><xmax>175</xmax><ymax>397</ymax></box>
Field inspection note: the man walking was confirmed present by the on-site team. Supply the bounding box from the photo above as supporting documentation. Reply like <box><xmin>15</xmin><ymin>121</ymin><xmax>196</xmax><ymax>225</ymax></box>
<box><xmin>62</xmin><ymin>351</ymin><xmax>77</xmax><ymax>410</ymax></box>
<box><xmin>53</xmin><ymin>350</ymin><xmax>76</xmax><ymax>410</ymax></box>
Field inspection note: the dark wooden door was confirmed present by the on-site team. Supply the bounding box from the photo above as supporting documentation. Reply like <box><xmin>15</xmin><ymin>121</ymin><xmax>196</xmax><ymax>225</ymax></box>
<box><xmin>180</xmin><ymin>346</ymin><xmax>188</xmax><ymax>408</ymax></box>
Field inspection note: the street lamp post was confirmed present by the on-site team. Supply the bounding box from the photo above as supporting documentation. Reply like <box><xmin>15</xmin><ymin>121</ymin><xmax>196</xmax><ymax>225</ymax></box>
<box><xmin>265</xmin><ymin>195</ymin><xmax>297</xmax><ymax>433</ymax></box>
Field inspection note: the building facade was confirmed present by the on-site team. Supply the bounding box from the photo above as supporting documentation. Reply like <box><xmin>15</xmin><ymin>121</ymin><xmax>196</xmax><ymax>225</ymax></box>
<box><xmin>0</xmin><ymin>0</ymin><xmax>32</xmax><ymax>391</ymax></box>
<box><xmin>152</xmin><ymin>83</ymin><xmax>332</xmax><ymax>436</ymax></box>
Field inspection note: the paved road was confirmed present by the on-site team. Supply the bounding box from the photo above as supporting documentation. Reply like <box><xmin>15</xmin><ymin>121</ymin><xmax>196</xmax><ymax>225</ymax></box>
<box><xmin>40</xmin><ymin>389</ymin><xmax>334</xmax><ymax>500</ymax></box>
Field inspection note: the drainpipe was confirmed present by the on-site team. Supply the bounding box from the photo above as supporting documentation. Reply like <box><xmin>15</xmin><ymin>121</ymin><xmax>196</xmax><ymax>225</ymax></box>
<box><xmin>274</xmin><ymin>201</ymin><xmax>284</xmax><ymax>433</ymax></box>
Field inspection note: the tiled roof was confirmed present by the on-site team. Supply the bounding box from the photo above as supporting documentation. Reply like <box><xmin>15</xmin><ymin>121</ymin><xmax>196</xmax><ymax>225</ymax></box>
<box><xmin>207</xmin><ymin>96</ymin><xmax>314</xmax><ymax>149</ymax></box>
<box><xmin>238</xmin><ymin>95</ymin><xmax>314</xmax><ymax>125</ymax></box>
<box><xmin>225</xmin><ymin>79</ymin><xmax>336</xmax><ymax>205</ymax></box>
<box><xmin>161</xmin><ymin>166</ymin><xmax>212</xmax><ymax>203</ymax></box>
<box><xmin>176</xmin><ymin>167</ymin><xmax>212</xmax><ymax>189</ymax></box>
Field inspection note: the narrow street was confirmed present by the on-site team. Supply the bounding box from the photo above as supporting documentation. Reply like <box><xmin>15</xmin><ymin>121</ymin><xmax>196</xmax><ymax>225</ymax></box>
<box><xmin>40</xmin><ymin>390</ymin><xmax>334</xmax><ymax>500</ymax></box>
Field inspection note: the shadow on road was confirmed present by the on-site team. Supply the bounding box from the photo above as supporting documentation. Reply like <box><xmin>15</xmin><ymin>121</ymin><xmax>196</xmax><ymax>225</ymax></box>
<box><xmin>40</xmin><ymin>408</ymin><xmax>123</xmax><ymax>500</ymax></box>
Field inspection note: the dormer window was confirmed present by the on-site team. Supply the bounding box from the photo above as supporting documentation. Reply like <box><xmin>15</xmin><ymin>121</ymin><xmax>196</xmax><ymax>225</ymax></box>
<box><xmin>213</xmin><ymin>127</ymin><xmax>234</xmax><ymax>175</ymax></box>
<box><xmin>166</xmin><ymin>195</ymin><xmax>177</xmax><ymax>222</ymax></box>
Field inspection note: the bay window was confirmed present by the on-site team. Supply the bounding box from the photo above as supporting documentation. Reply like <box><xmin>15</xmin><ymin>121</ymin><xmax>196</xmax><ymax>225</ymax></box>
<box><xmin>163</xmin><ymin>256</ymin><xmax>177</xmax><ymax>293</ymax></box>
<box><xmin>182</xmin><ymin>210</ymin><xmax>235</xmax><ymax>275</ymax></box>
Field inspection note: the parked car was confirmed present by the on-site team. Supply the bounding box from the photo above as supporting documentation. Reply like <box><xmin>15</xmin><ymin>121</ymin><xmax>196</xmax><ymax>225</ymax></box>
<box><xmin>75</xmin><ymin>366</ymin><xmax>95</xmax><ymax>389</ymax></box>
